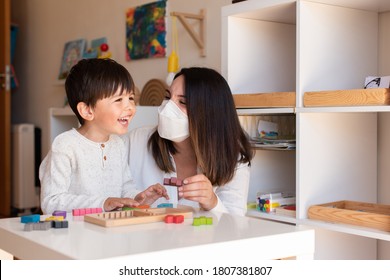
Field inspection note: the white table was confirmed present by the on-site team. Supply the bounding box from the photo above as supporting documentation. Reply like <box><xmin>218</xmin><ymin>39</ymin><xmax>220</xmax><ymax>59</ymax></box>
<box><xmin>0</xmin><ymin>209</ymin><xmax>314</xmax><ymax>260</ymax></box>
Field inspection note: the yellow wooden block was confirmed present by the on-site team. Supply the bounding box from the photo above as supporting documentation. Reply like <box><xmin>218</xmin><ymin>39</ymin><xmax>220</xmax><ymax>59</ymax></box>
<box><xmin>45</xmin><ymin>216</ymin><xmax>64</xmax><ymax>221</ymax></box>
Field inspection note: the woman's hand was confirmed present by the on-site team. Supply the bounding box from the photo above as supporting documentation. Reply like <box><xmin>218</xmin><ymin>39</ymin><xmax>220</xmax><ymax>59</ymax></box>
<box><xmin>178</xmin><ymin>174</ymin><xmax>217</xmax><ymax>211</ymax></box>
<box><xmin>134</xmin><ymin>184</ymin><xmax>169</xmax><ymax>205</ymax></box>
<box><xmin>104</xmin><ymin>197</ymin><xmax>139</xmax><ymax>211</ymax></box>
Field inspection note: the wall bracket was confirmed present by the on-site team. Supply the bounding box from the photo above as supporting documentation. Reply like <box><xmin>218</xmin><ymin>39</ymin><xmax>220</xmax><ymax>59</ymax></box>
<box><xmin>170</xmin><ymin>9</ymin><xmax>206</xmax><ymax>57</ymax></box>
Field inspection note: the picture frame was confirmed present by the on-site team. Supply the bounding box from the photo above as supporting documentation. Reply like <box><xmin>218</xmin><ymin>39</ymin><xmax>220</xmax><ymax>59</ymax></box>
<box><xmin>58</xmin><ymin>39</ymin><xmax>86</xmax><ymax>80</ymax></box>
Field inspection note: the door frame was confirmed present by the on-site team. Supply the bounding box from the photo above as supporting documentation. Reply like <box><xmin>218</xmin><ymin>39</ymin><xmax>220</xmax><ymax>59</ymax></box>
<box><xmin>0</xmin><ymin>0</ymin><xmax>11</xmax><ymax>217</ymax></box>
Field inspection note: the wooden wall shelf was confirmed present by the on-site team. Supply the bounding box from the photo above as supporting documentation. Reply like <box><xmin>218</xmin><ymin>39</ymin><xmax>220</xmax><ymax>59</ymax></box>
<box><xmin>304</xmin><ymin>88</ymin><xmax>390</xmax><ymax>107</ymax></box>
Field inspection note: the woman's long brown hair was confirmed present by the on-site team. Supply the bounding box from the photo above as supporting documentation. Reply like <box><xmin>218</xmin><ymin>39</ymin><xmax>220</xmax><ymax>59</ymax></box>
<box><xmin>148</xmin><ymin>67</ymin><xmax>253</xmax><ymax>186</ymax></box>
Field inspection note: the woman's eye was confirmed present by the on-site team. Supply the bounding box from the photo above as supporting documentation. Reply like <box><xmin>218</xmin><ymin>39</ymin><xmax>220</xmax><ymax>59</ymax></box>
<box><xmin>115</xmin><ymin>98</ymin><xmax>122</xmax><ymax>102</ymax></box>
<box><xmin>129</xmin><ymin>96</ymin><xmax>135</xmax><ymax>101</ymax></box>
<box><xmin>164</xmin><ymin>90</ymin><xmax>171</xmax><ymax>100</ymax></box>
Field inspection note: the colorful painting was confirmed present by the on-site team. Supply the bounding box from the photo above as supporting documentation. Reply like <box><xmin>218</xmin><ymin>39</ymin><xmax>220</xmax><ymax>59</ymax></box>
<box><xmin>126</xmin><ymin>0</ymin><xmax>166</xmax><ymax>61</ymax></box>
<box><xmin>58</xmin><ymin>39</ymin><xmax>86</xmax><ymax>79</ymax></box>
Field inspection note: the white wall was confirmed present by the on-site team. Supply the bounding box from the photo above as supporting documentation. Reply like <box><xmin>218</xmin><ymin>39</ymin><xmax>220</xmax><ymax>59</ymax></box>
<box><xmin>11</xmin><ymin>0</ymin><xmax>231</xmax><ymax>155</ymax></box>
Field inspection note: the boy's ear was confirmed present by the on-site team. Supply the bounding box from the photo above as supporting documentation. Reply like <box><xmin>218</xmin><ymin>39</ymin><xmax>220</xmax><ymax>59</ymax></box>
<box><xmin>77</xmin><ymin>102</ymin><xmax>94</xmax><ymax>121</ymax></box>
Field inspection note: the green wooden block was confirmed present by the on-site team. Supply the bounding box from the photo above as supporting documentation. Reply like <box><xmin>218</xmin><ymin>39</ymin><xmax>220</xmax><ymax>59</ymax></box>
<box><xmin>206</xmin><ymin>217</ymin><xmax>213</xmax><ymax>225</ymax></box>
<box><xmin>192</xmin><ymin>217</ymin><xmax>201</xmax><ymax>226</ymax></box>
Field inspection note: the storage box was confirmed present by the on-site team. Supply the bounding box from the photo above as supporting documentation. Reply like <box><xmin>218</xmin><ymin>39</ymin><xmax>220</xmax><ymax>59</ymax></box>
<box><xmin>303</xmin><ymin>88</ymin><xmax>390</xmax><ymax>107</ymax></box>
<box><xmin>233</xmin><ymin>92</ymin><xmax>296</xmax><ymax>108</ymax></box>
<box><xmin>308</xmin><ymin>200</ymin><xmax>390</xmax><ymax>232</ymax></box>
<box><xmin>257</xmin><ymin>191</ymin><xmax>295</xmax><ymax>213</ymax></box>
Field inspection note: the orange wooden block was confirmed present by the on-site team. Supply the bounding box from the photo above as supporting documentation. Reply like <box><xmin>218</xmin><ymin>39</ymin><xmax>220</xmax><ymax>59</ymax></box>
<box><xmin>136</xmin><ymin>204</ymin><xmax>150</xmax><ymax>209</ymax></box>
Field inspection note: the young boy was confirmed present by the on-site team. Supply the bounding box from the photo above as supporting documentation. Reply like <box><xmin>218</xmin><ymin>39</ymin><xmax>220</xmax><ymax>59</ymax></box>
<box><xmin>39</xmin><ymin>58</ymin><xmax>168</xmax><ymax>214</ymax></box>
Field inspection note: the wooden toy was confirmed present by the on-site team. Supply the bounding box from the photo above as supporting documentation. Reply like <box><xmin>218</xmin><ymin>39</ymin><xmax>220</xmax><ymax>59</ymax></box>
<box><xmin>52</xmin><ymin>220</ymin><xmax>69</xmax><ymax>229</ymax></box>
<box><xmin>20</xmin><ymin>214</ymin><xmax>40</xmax><ymax>224</ymax></box>
<box><xmin>192</xmin><ymin>216</ymin><xmax>213</xmax><ymax>226</ymax></box>
<box><xmin>164</xmin><ymin>214</ymin><xmax>184</xmax><ymax>224</ymax></box>
<box><xmin>72</xmin><ymin>208</ymin><xmax>102</xmax><ymax>216</ymax></box>
<box><xmin>45</xmin><ymin>216</ymin><xmax>64</xmax><ymax>222</ymax></box>
<box><xmin>52</xmin><ymin>210</ymin><xmax>67</xmax><ymax>219</ymax></box>
<box><xmin>163</xmin><ymin>177</ymin><xmax>182</xmax><ymax>206</ymax></box>
<box><xmin>157</xmin><ymin>203</ymin><xmax>173</xmax><ymax>208</ymax></box>
<box><xmin>84</xmin><ymin>207</ymin><xmax>192</xmax><ymax>227</ymax></box>
<box><xmin>24</xmin><ymin>222</ymin><xmax>51</xmax><ymax>231</ymax></box>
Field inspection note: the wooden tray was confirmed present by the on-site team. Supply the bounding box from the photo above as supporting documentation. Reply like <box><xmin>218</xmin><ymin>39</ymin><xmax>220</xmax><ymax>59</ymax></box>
<box><xmin>233</xmin><ymin>92</ymin><xmax>296</xmax><ymax>108</ymax></box>
<box><xmin>84</xmin><ymin>207</ymin><xmax>193</xmax><ymax>227</ymax></box>
<box><xmin>308</xmin><ymin>200</ymin><xmax>390</xmax><ymax>232</ymax></box>
<box><xmin>303</xmin><ymin>88</ymin><xmax>390</xmax><ymax>107</ymax></box>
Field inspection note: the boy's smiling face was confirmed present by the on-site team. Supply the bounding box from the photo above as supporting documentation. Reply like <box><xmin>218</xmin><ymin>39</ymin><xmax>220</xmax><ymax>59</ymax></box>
<box><xmin>87</xmin><ymin>88</ymin><xmax>136</xmax><ymax>142</ymax></box>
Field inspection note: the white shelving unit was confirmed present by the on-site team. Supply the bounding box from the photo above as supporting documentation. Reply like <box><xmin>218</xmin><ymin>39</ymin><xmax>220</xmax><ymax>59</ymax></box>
<box><xmin>222</xmin><ymin>0</ymin><xmax>390</xmax><ymax>259</ymax></box>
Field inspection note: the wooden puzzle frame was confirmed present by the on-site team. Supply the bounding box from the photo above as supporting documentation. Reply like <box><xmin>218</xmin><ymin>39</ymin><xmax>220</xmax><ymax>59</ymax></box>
<box><xmin>84</xmin><ymin>208</ymin><xmax>193</xmax><ymax>227</ymax></box>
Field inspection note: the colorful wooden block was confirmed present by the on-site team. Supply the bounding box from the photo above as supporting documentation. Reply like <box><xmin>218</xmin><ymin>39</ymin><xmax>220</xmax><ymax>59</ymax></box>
<box><xmin>192</xmin><ymin>217</ymin><xmax>201</xmax><ymax>226</ymax></box>
<box><xmin>72</xmin><ymin>208</ymin><xmax>103</xmax><ymax>216</ymax></box>
<box><xmin>20</xmin><ymin>214</ymin><xmax>40</xmax><ymax>224</ymax></box>
<box><xmin>45</xmin><ymin>216</ymin><xmax>64</xmax><ymax>222</ymax></box>
<box><xmin>163</xmin><ymin>177</ymin><xmax>183</xmax><ymax>187</ymax></box>
<box><xmin>173</xmin><ymin>215</ymin><xmax>184</xmax><ymax>223</ymax></box>
<box><xmin>164</xmin><ymin>215</ymin><xmax>174</xmax><ymax>223</ymax></box>
<box><xmin>192</xmin><ymin>216</ymin><xmax>213</xmax><ymax>226</ymax></box>
<box><xmin>24</xmin><ymin>221</ymin><xmax>51</xmax><ymax>231</ymax></box>
<box><xmin>52</xmin><ymin>210</ymin><xmax>67</xmax><ymax>219</ymax></box>
<box><xmin>136</xmin><ymin>205</ymin><xmax>150</xmax><ymax>209</ymax></box>
<box><xmin>164</xmin><ymin>214</ymin><xmax>184</xmax><ymax>224</ymax></box>
<box><xmin>157</xmin><ymin>203</ymin><xmax>173</xmax><ymax>208</ymax></box>
<box><xmin>52</xmin><ymin>220</ymin><xmax>69</xmax><ymax>228</ymax></box>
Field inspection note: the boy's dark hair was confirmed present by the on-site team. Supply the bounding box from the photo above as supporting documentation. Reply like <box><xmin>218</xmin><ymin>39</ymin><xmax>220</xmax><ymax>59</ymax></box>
<box><xmin>65</xmin><ymin>58</ymin><xmax>135</xmax><ymax>125</ymax></box>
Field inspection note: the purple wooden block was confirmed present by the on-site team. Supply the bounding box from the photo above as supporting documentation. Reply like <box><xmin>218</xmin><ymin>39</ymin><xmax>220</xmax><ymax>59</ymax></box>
<box><xmin>52</xmin><ymin>210</ymin><xmax>67</xmax><ymax>219</ymax></box>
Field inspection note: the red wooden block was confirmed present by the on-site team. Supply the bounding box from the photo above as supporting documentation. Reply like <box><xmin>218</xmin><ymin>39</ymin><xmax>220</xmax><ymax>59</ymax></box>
<box><xmin>170</xmin><ymin>177</ymin><xmax>177</xmax><ymax>185</ymax></box>
<box><xmin>173</xmin><ymin>215</ymin><xmax>184</xmax><ymax>223</ymax></box>
<box><xmin>72</xmin><ymin>209</ymin><xmax>80</xmax><ymax>216</ymax></box>
<box><xmin>164</xmin><ymin>215</ymin><xmax>174</xmax><ymax>223</ymax></box>
<box><xmin>163</xmin><ymin>178</ymin><xmax>170</xmax><ymax>185</ymax></box>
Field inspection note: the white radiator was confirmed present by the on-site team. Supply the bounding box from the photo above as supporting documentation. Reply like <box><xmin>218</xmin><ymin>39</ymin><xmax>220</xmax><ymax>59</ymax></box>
<box><xmin>11</xmin><ymin>124</ymin><xmax>40</xmax><ymax>210</ymax></box>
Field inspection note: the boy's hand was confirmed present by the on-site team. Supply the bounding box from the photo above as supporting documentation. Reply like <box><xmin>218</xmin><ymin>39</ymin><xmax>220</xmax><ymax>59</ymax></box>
<box><xmin>104</xmin><ymin>197</ymin><xmax>139</xmax><ymax>212</ymax></box>
<box><xmin>134</xmin><ymin>184</ymin><xmax>169</xmax><ymax>205</ymax></box>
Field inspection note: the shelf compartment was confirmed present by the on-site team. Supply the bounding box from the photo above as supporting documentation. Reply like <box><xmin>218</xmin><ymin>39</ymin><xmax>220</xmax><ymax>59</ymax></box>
<box><xmin>233</xmin><ymin>92</ymin><xmax>296</xmax><ymax>108</ymax></box>
<box><xmin>303</xmin><ymin>88</ymin><xmax>390</xmax><ymax>107</ymax></box>
<box><xmin>308</xmin><ymin>200</ymin><xmax>390</xmax><ymax>232</ymax></box>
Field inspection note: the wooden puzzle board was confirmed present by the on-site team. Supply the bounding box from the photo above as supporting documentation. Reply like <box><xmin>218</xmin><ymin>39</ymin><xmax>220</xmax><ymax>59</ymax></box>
<box><xmin>84</xmin><ymin>208</ymin><xmax>193</xmax><ymax>227</ymax></box>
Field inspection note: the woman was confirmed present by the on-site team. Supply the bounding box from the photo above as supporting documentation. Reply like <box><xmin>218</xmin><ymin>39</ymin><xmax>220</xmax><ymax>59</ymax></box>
<box><xmin>125</xmin><ymin>67</ymin><xmax>253</xmax><ymax>216</ymax></box>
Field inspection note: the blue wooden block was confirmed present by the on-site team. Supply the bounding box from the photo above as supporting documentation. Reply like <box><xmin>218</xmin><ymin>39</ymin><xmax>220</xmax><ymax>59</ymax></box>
<box><xmin>157</xmin><ymin>203</ymin><xmax>173</xmax><ymax>208</ymax></box>
<box><xmin>20</xmin><ymin>214</ymin><xmax>40</xmax><ymax>224</ymax></box>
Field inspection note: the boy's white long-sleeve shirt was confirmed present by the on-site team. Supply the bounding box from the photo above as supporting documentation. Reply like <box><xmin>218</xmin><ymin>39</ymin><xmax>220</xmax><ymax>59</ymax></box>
<box><xmin>123</xmin><ymin>126</ymin><xmax>251</xmax><ymax>217</ymax></box>
<box><xmin>39</xmin><ymin>129</ymin><xmax>139</xmax><ymax>214</ymax></box>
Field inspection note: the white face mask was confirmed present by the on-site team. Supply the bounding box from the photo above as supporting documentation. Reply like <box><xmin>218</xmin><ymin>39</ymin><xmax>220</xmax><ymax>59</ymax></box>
<box><xmin>157</xmin><ymin>100</ymin><xmax>189</xmax><ymax>142</ymax></box>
